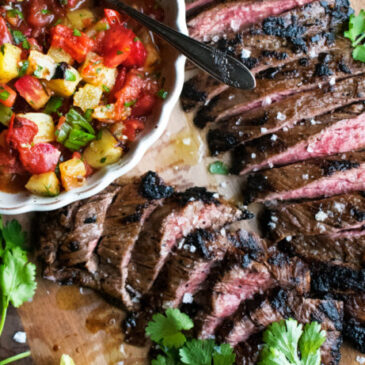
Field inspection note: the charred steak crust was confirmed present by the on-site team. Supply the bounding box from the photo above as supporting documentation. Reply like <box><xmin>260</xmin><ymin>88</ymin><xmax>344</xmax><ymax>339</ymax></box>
<box><xmin>139</xmin><ymin>171</ymin><xmax>174</xmax><ymax>200</ymax></box>
<box><xmin>343</xmin><ymin>319</ymin><xmax>365</xmax><ymax>353</ymax></box>
<box><xmin>174</xmin><ymin>186</ymin><xmax>220</xmax><ymax>206</ymax></box>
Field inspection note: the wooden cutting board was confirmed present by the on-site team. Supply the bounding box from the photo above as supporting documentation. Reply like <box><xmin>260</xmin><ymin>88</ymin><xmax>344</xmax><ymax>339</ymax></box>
<box><xmin>4</xmin><ymin>1</ymin><xmax>364</xmax><ymax>363</ymax></box>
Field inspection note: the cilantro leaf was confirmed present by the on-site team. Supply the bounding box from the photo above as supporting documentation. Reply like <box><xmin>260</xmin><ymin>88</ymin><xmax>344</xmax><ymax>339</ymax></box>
<box><xmin>208</xmin><ymin>161</ymin><xmax>229</xmax><ymax>175</ymax></box>
<box><xmin>299</xmin><ymin>322</ymin><xmax>326</xmax><ymax>365</ymax></box>
<box><xmin>151</xmin><ymin>355</ymin><xmax>176</xmax><ymax>365</ymax></box>
<box><xmin>0</xmin><ymin>247</ymin><xmax>36</xmax><ymax>307</ymax></box>
<box><xmin>146</xmin><ymin>308</ymin><xmax>194</xmax><ymax>348</ymax></box>
<box><xmin>259</xmin><ymin>347</ymin><xmax>293</xmax><ymax>365</ymax></box>
<box><xmin>213</xmin><ymin>343</ymin><xmax>236</xmax><ymax>365</ymax></box>
<box><xmin>60</xmin><ymin>354</ymin><xmax>76</xmax><ymax>365</ymax></box>
<box><xmin>344</xmin><ymin>10</ymin><xmax>365</xmax><ymax>45</ymax></box>
<box><xmin>353</xmin><ymin>44</ymin><xmax>365</xmax><ymax>63</ymax></box>
<box><xmin>262</xmin><ymin>319</ymin><xmax>302</xmax><ymax>364</ymax></box>
<box><xmin>179</xmin><ymin>339</ymin><xmax>215</xmax><ymax>365</ymax></box>
<box><xmin>2</xmin><ymin>220</ymin><xmax>26</xmax><ymax>250</ymax></box>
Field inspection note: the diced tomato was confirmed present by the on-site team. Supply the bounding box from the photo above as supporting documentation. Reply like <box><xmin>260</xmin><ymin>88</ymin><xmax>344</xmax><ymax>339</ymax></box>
<box><xmin>0</xmin><ymin>84</ymin><xmax>16</xmax><ymax>107</ymax></box>
<box><xmin>19</xmin><ymin>143</ymin><xmax>60</xmax><ymax>174</ymax></box>
<box><xmin>101</xmin><ymin>25</ymin><xmax>135</xmax><ymax>68</ymax></box>
<box><xmin>72</xmin><ymin>151</ymin><xmax>93</xmax><ymax>176</ymax></box>
<box><xmin>6</xmin><ymin>116</ymin><xmax>38</xmax><ymax>150</ymax></box>
<box><xmin>123</xmin><ymin>38</ymin><xmax>147</xmax><ymax>68</ymax></box>
<box><xmin>14</xmin><ymin>75</ymin><xmax>49</xmax><ymax>110</ymax></box>
<box><xmin>51</xmin><ymin>25</ymin><xmax>94</xmax><ymax>63</ymax></box>
<box><xmin>26</xmin><ymin>0</ymin><xmax>54</xmax><ymax>28</ymax></box>
<box><xmin>110</xmin><ymin>67</ymin><xmax>127</xmax><ymax>102</ymax></box>
<box><xmin>123</xmin><ymin>119</ymin><xmax>145</xmax><ymax>142</ymax></box>
<box><xmin>115</xmin><ymin>69</ymin><xmax>145</xmax><ymax>119</ymax></box>
<box><xmin>131</xmin><ymin>93</ymin><xmax>156</xmax><ymax>117</ymax></box>
<box><xmin>104</xmin><ymin>9</ymin><xmax>123</xmax><ymax>26</ymax></box>
<box><xmin>0</xmin><ymin>16</ymin><xmax>12</xmax><ymax>45</ymax></box>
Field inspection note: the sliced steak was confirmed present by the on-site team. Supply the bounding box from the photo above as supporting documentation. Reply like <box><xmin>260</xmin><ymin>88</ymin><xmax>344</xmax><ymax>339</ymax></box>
<box><xmin>208</xmin><ymin>75</ymin><xmax>365</xmax><ymax>155</ymax></box>
<box><xmin>243</xmin><ymin>151</ymin><xmax>365</xmax><ymax>204</ymax></box>
<box><xmin>150</xmin><ymin>228</ymin><xmax>232</xmax><ymax>309</ymax></box>
<box><xmin>188</xmin><ymin>0</ymin><xmax>318</xmax><ymax>41</ymax></box>
<box><xmin>125</xmin><ymin>188</ymin><xmax>246</xmax><ymax>307</ymax></box>
<box><xmin>232</xmin><ymin>102</ymin><xmax>365</xmax><ymax>175</ymax></box>
<box><xmin>263</xmin><ymin>193</ymin><xmax>365</xmax><ymax>242</ymax></box>
<box><xmin>38</xmin><ymin>185</ymin><xmax>119</xmax><ymax>268</ymax></box>
<box><xmin>182</xmin><ymin>0</ymin><xmax>350</xmax><ymax>112</ymax></box>
<box><xmin>194</xmin><ymin>46</ymin><xmax>363</xmax><ymax>127</ymax></box>
<box><xmin>95</xmin><ymin>172</ymin><xmax>173</xmax><ymax>310</ymax></box>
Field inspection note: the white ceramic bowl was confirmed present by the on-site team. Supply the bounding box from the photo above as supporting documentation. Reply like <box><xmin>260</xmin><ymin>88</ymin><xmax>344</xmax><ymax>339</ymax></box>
<box><xmin>0</xmin><ymin>0</ymin><xmax>187</xmax><ymax>214</ymax></box>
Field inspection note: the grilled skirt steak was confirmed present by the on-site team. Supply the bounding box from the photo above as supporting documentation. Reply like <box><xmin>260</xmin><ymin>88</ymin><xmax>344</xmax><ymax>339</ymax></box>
<box><xmin>232</xmin><ymin>102</ymin><xmax>365</xmax><ymax>175</ymax></box>
<box><xmin>208</xmin><ymin>75</ymin><xmax>365</xmax><ymax>155</ymax></box>
<box><xmin>263</xmin><ymin>193</ymin><xmax>365</xmax><ymax>242</ymax></box>
<box><xmin>182</xmin><ymin>0</ymin><xmax>350</xmax><ymax>112</ymax></box>
<box><xmin>243</xmin><ymin>151</ymin><xmax>365</xmax><ymax>204</ymax></box>
<box><xmin>124</xmin><ymin>188</ymin><xmax>245</xmax><ymax>308</ymax></box>
<box><xmin>193</xmin><ymin>45</ymin><xmax>363</xmax><ymax>128</ymax></box>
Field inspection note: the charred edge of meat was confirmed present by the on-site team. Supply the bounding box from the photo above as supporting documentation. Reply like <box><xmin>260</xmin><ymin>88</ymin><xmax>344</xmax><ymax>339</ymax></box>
<box><xmin>320</xmin><ymin>0</ymin><xmax>353</xmax><ymax>24</ymax></box>
<box><xmin>339</xmin><ymin>59</ymin><xmax>352</xmax><ymax>74</ymax></box>
<box><xmin>350</xmin><ymin>208</ymin><xmax>365</xmax><ymax>222</ymax></box>
<box><xmin>243</xmin><ymin>173</ymin><xmax>273</xmax><ymax>205</ymax></box>
<box><xmin>207</xmin><ymin>129</ymin><xmax>239</xmax><ymax>156</ymax></box>
<box><xmin>256</xmin><ymin>67</ymin><xmax>281</xmax><ymax>80</ymax></box>
<box><xmin>321</xmin><ymin>159</ymin><xmax>360</xmax><ymax>176</ymax></box>
<box><xmin>229</xmin><ymin>230</ymin><xmax>264</xmax><ymax>261</ymax></box>
<box><xmin>193</xmin><ymin>97</ymin><xmax>218</xmax><ymax>129</ymax></box>
<box><xmin>174</xmin><ymin>187</ymin><xmax>220</xmax><ymax>206</ymax></box>
<box><xmin>344</xmin><ymin>318</ymin><xmax>365</xmax><ymax>353</ymax></box>
<box><xmin>277</xmin><ymin>239</ymin><xmax>297</xmax><ymax>257</ymax></box>
<box><xmin>268</xmin><ymin>252</ymin><xmax>291</xmax><ymax>267</ymax></box>
<box><xmin>184</xmin><ymin>229</ymin><xmax>215</xmax><ymax>259</ymax></box>
<box><xmin>270</xmin><ymin>288</ymin><xmax>294</xmax><ymax>319</ymax></box>
<box><xmin>83</xmin><ymin>215</ymin><xmax>97</xmax><ymax>224</ymax></box>
<box><xmin>139</xmin><ymin>171</ymin><xmax>174</xmax><ymax>200</ymax></box>
<box><xmin>121</xmin><ymin>203</ymin><xmax>148</xmax><ymax>224</ymax></box>
<box><xmin>318</xmin><ymin>301</ymin><xmax>343</xmax><ymax>331</ymax></box>
<box><xmin>311</xmin><ymin>263</ymin><xmax>365</xmax><ymax>294</ymax></box>
<box><xmin>181</xmin><ymin>79</ymin><xmax>207</xmax><ymax>111</ymax></box>
<box><xmin>261</xmin><ymin>50</ymin><xmax>288</xmax><ymax>61</ymax></box>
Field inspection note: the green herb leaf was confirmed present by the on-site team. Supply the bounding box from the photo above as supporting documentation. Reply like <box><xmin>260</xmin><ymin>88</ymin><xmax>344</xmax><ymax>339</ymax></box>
<box><xmin>353</xmin><ymin>44</ymin><xmax>365</xmax><ymax>63</ymax></box>
<box><xmin>33</xmin><ymin>65</ymin><xmax>44</xmax><ymax>78</ymax></box>
<box><xmin>344</xmin><ymin>10</ymin><xmax>365</xmax><ymax>45</ymax></box>
<box><xmin>11</xmin><ymin>30</ymin><xmax>29</xmax><ymax>49</ymax></box>
<box><xmin>213</xmin><ymin>343</ymin><xmax>236</xmax><ymax>365</ymax></box>
<box><xmin>299</xmin><ymin>322</ymin><xmax>326</xmax><ymax>365</ymax></box>
<box><xmin>124</xmin><ymin>100</ymin><xmax>137</xmax><ymax>108</ymax></box>
<box><xmin>45</xmin><ymin>96</ymin><xmax>64</xmax><ymax>114</ymax></box>
<box><xmin>65</xmin><ymin>69</ymin><xmax>76</xmax><ymax>81</ymax></box>
<box><xmin>66</xmin><ymin>108</ymin><xmax>95</xmax><ymax>134</ymax></box>
<box><xmin>1</xmin><ymin>220</ymin><xmax>26</xmax><ymax>250</ymax></box>
<box><xmin>73</xmin><ymin>29</ymin><xmax>81</xmax><ymax>36</ymax></box>
<box><xmin>208</xmin><ymin>161</ymin><xmax>229</xmax><ymax>175</ymax></box>
<box><xmin>41</xmin><ymin>9</ymin><xmax>51</xmax><ymax>15</ymax></box>
<box><xmin>18</xmin><ymin>60</ymin><xmax>29</xmax><ymax>77</ymax></box>
<box><xmin>117</xmin><ymin>50</ymin><xmax>123</xmax><ymax>55</ymax></box>
<box><xmin>60</xmin><ymin>354</ymin><xmax>75</xmax><ymax>365</ymax></box>
<box><xmin>7</xmin><ymin>9</ymin><xmax>24</xmax><ymax>19</ymax></box>
<box><xmin>64</xmin><ymin>128</ymin><xmax>95</xmax><ymax>150</ymax></box>
<box><xmin>0</xmin><ymin>90</ymin><xmax>10</xmax><ymax>101</ymax></box>
<box><xmin>102</xmin><ymin>84</ymin><xmax>110</xmax><ymax>93</ymax></box>
<box><xmin>179</xmin><ymin>339</ymin><xmax>215</xmax><ymax>365</ymax></box>
<box><xmin>146</xmin><ymin>308</ymin><xmax>194</xmax><ymax>348</ymax></box>
<box><xmin>151</xmin><ymin>355</ymin><xmax>173</xmax><ymax>365</ymax></box>
<box><xmin>259</xmin><ymin>347</ymin><xmax>293</xmax><ymax>365</ymax></box>
<box><xmin>157</xmin><ymin>89</ymin><xmax>168</xmax><ymax>99</ymax></box>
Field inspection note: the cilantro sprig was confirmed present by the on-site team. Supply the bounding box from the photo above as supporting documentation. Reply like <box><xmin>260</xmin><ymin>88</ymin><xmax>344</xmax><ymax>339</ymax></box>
<box><xmin>0</xmin><ymin>216</ymin><xmax>37</xmax><ymax>336</ymax></box>
<box><xmin>146</xmin><ymin>308</ymin><xmax>236</xmax><ymax>365</ymax></box>
<box><xmin>345</xmin><ymin>10</ymin><xmax>365</xmax><ymax>63</ymax></box>
<box><xmin>258</xmin><ymin>319</ymin><xmax>326</xmax><ymax>365</ymax></box>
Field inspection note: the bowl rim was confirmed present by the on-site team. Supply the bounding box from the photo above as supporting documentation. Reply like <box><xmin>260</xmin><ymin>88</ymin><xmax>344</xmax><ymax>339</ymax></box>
<box><xmin>0</xmin><ymin>0</ymin><xmax>187</xmax><ymax>215</ymax></box>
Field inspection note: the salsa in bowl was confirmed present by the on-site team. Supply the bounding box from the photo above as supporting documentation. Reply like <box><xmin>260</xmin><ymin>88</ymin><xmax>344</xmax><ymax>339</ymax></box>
<box><xmin>0</xmin><ymin>0</ymin><xmax>186</xmax><ymax>213</ymax></box>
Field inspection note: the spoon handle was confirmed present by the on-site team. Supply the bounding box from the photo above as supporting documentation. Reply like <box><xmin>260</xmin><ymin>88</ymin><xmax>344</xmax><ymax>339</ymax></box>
<box><xmin>105</xmin><ymin>0</ymin><xmax>256</xmax><ymax>90</ymax></box>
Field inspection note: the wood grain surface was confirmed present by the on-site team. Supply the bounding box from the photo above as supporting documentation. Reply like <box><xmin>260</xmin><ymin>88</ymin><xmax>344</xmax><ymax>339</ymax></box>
<box><xmin>1</xmin><ymin>0</ymin><xmax>364</xmax><ymax>363</ymax></box>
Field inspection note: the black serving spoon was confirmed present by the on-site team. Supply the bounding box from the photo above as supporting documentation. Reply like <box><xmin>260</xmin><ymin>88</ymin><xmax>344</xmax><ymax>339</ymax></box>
<box><xmin>105</xmin><ymin>0</ymin><xmax>256</xmax><ymax>90</ymax></box>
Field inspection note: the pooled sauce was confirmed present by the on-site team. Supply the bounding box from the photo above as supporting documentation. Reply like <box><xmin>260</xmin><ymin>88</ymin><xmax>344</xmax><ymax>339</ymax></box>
<box><xmin>55</xmin><ymin>286</ymin><xmax>94</xmax><ymax>311</ymax></box>
<box><xmin>85</xmin><ymin>305</ymin><xmax>124</xmax><ymax>335</ymax></box>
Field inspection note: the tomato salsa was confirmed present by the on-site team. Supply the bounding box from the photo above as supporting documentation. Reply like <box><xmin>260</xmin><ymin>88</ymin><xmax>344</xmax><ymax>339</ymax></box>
<box><xmin>0</xmin><ymin>0</ymin><xmax>166</xmax><ymax>196</ymax></box>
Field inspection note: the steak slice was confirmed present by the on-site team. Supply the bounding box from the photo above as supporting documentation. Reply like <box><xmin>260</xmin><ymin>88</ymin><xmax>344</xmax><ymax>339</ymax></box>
<box><xmin>182</xmin><ymin>0</ymin><xmax>350</xmax><ymax>112</ymax></box>
<box><xmin>125</xmin><ymin>188</ymin><xmax>246</xmax><ymax>307</ymax></box>
<box><xmin>95</xmin><ymin>172</ymin><xmax>173</xmax><ymax>310</ymax></box>
<box><xmin>194</xmin><ymin>46</ymin><xmax>363</xmax><ymax>127</ymax></box>
<box><xmin>344</xmin><ymin>294</ymin><xmax>365</xmax><ymax>353</ymax></box>
<box><xmin>208</xmin><ymin>75</ymin><xmax>365</xmax><ymax>155</ymax></box>
<box><xmin>231</xmin><ymin>290</ymin><xmax>343</xmax><ymax>365</ymax></box>
<box><xmin>263</xmin><ymin>193</ymin><xmax>365</xmax><ymax>243</ymax></box>
<box><xmin>194</xmin><ymin>247</ymin><xmax>310</xmax><ymax>339</ymax></box>
<box><xmin>38</xmin><ymin>185</ymin><xmax>119</xmax><ymax>268</ymax></box>
<box><xmin>232</xmin><ymin>102</ymin><xmax>365</xmax><ymax>175</ymax></box>
<box><xmin>243</xmin><ymin>151</ymin><xmax>365</xmax><ymax>204</ymax></box>
<box><xmin>188</xmin><ymin>0</ymin><xmax>317</xmax><ymax>41</ymax></box>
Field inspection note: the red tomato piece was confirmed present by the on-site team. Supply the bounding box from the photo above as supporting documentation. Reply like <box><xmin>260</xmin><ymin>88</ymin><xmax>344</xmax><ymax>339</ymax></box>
<box><xmin>110</xmin><ymin>67</ymin><xmax>127</xmax><ymax>102</ymax></box>
<box><xmin>51</xmin><ymin>25</ymin><xmax>94</xmax><ymax>63</ymax></box>
<box><xmin>0</xmin><ymin>16</ymin><xmax>12</xmax><ymax>45</ymax></box>
<box><xmin>123</xmin><ymin>38</ymin><xmax>147</xmax><ymax>68</ymax></box>
<box><xmin>131</xmin><ymin>93</ymin><xmax>157</xmax><ymax>117</ymax></box>
<box><xmin>6</xmin><ymin>116</ymin><xmax>38</xmax><ymax>150</ymax></box>
<box><xmin>101</xmin><ymin>25</ymin><xmax>135</xmax><ymax>68</ymax></box>
<box><xmin>104</xmin><ymin>9</ymin><xmax>123</xmax><ymax>26</ymax></box>
<box><xmin>0</xmin><ymin>84</ymin><xmax>16</xmax><ymax>107</ymax></box>
<box><xmin>26</xmin><ymin>0</ymin><xmax>54</xmax><ymax>28</ymax></box>
<box><xmin>115</xmin><ymin>69</ymin><xmax>146</xmax><ymax>119</ymax></box>
<box><xmin>14</xmin><ymin>75</ymin><xmax>49</xmax><ymax>110</ymax></box>
<box><xmin>123</xmin><ymin>119</ymin><xmax>145</xmax><ymax>142</ymax></box>
<box><xmin>19</xmin><ymin>143</ymin><xmax>60</xmax><ymax>174</ymax></box>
